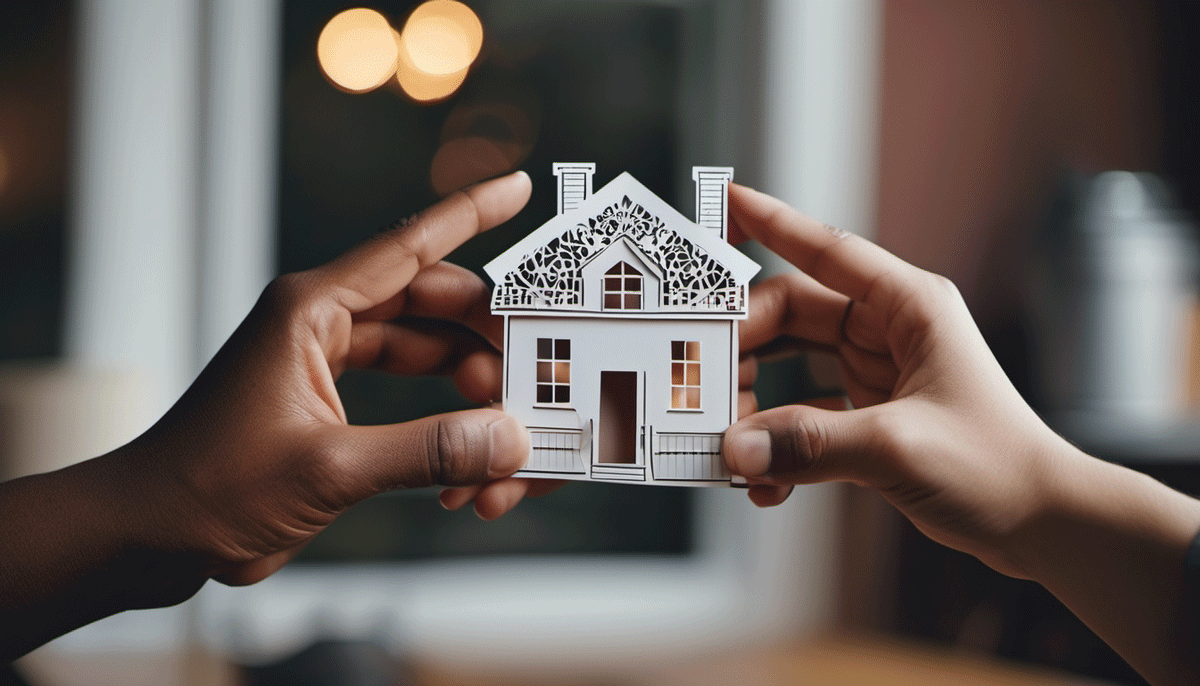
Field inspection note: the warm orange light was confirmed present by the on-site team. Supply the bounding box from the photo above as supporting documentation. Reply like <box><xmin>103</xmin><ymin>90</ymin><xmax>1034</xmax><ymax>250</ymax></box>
<box><xmin>393</xmin><ymin>0</ymin><xmax>481</xmax><ymax>102</ymax></box>
<box><xmin>317</xmin><ymin>8</ymin><xmax>399</xmax><ymax>93</ymax></box>
<box><xmin>400</xmin><ymin>1</ymin><xmax>482</xmax><ymax>75</ymax></box>
<box><xmin>396</xmin><ymin>52</ymin><xmax>468</xmax><ymax>102</ymax></box>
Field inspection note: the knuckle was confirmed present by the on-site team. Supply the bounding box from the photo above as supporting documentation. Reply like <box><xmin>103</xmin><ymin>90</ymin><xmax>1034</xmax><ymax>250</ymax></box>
<box><xmin>260</xmin><ymin>272</ymin><xmax>320</xmax><ymax>319</ymax></box>
<box><xmin>304</xmin><ymin>431</ymin><xmax>345</xmax><ymax>473</ymax></box>
<box><xmin>867</xmin><ymin>409</ymin><xmax>925</xmax><ymax>464</ymax></box>
<box><xmin>776</xmin><ymin>271</ymin><xmax>806</xmax><ymax>291</ymax></box>
<box><xmin>391</xmin><ymin>238</ymin><xmax>424</xmax><ymax>272</ymax></box>
<box><xmin>455</xmin><ymin>185</ymin><xmax>484</xmax><ymax>227</ymax></box>
<box><xmin>429</xmin><ymin>418</ymin><xmax>489</xmax><ymax>486</ymax></box>
<box><xmin>299</xmin><ymin>433</ymin><xmax>360</xmax><ymax>508</ymax></box>
<box><xmin>257</xmin><ymin>271</ymin><xmax>346</xmax><ymax>339</ymax></box>
<box><xmin>889</xmin><ymin>270</ymin><xmax>958</xmax><ymax>330</ymax></box>
<box><xmin>780</xmin><ymin>408</ymin><xmax>827</xmax><ymax>474</ymax></box>
<box><xmin>924</xmin><ymin>271</ymin><xmax>962</xmax><ymax>303</ymax></box>
<box><xmin>896</xmin><ymin>272</ymin><xmax>967</xmax><ymax>343</ymax></box>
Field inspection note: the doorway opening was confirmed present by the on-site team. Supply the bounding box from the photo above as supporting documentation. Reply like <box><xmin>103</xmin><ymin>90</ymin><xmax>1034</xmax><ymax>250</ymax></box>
<box><xmin>598</xmin><ymin>371</ymin><xmax>638</xmax><ymax>464</ymax></box>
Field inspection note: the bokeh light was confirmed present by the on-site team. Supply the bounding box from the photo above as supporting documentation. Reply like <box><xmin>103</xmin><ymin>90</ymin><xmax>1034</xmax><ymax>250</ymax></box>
<box><xmin>317</xmin><ymin>8</ymin><xmax>399</xmax><ymax>93</ymax></box>
<box><xmin>395</xmin><ymin>0</ymin><xmax>482</xmax><ymax>102</ymax></box>
<box><xmin>395</xmin><ymin>46</ymin><xmax>469</xmax><ymax>102</ymax></box>
<box><xmin>400</xmin><ymin>1</ymin><xmax>482</xmax><ymax>75</ymax></box>
<box><xmin>430</xmin><ymin>137</ymin><xmax>522</xmax><ymax>196</ymax></box>
<box><xmin>430</xmin><ymin>100</ymin><xmax>537</xmax><ymax>195</ymax></box>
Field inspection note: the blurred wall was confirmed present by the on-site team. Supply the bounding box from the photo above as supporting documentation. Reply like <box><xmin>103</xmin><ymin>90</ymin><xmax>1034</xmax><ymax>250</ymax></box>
<box><xmin>876</xmin><ymin>0</ymin><xmax>1162</xmax><ymax>332</ymax></box>
<box><xmin>839</xmin><ymin>0</ymin><xmax>1167</xmax><ymax>636</ymax></box>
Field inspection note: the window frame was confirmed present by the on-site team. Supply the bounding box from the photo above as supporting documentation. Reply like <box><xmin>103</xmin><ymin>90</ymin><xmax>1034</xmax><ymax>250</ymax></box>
<box><xmin>602</xmin><ymin>261</ymin><xmax>644</xmax><ymax>311</ymax></box>
<box><xmin>669</xmin><ymin>340</ymin><xmax>702</xmax><ymax>411</ymax></box>
<box><xmin>535</xmin><ymin>337</ymin><xmax>572</xmax><ymax>406</ymax></box>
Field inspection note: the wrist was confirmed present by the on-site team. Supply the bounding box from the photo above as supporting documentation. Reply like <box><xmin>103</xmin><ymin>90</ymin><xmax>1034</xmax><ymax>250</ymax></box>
<box><xmin>1012</xmin><ymin>437</ymin><xmax>1200</xmax><ymax>585</ymax></box>
<box><xmin>0</xmin><ymin>449</ymin><xmax>206</xmax><ymax>658</ymax></box>
<box><xmin>999</xmin><ymin>432</ymin><xmax>1082</xmax><ymax>581</ymax></box>
<box><xmin>996</xmin><ymin>431</ymin><xmax>1200</xmax><ymax>684</ymax></box>
<box><xmin>70</xmin><ymin>448</ymin><xmax>209</xmax><ymax>610</ymax></box>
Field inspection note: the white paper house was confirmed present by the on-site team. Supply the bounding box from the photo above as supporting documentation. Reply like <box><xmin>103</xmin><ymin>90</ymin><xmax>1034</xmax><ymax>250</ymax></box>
<box><xmin>485</xmin><ymin>164</ymin><xmax>760</xmax><ymax>486</ymax></box>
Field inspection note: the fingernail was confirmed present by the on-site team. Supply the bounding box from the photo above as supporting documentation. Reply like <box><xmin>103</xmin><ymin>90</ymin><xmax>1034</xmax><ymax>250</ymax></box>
<box><xmin>487</xmin><ymin>416</ymin><xmax>529</xmax><ymax>479</ymax></box>
<box><xmin>726</xmin><ymin>428</ymin><xmax>772</xmax><ymax>477</ymax></box>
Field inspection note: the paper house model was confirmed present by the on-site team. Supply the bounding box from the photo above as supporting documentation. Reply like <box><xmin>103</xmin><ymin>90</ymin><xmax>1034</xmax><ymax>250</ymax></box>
<box><xmin>484</xmin><ymin>164</ymin><xmax>760</xmax><ymax>486</ymax></box>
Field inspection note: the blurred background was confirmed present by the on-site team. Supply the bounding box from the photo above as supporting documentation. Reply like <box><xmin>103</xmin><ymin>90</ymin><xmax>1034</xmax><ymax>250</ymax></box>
<box><xmin>2</xmin><ymin>1</ymin><xmax>1198</xmax><ymax>684</ymax></box>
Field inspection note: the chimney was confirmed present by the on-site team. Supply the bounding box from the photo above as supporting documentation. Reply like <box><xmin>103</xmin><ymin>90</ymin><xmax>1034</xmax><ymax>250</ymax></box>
<box><xmin>553</xmin><ymin>163</ymin><xmax>596</xmax><ymax>215</ymax></box>
<box><xmin>692</xmin><ymin>166</ymin><xmax>734</xmax><ymax>241</ymax></box>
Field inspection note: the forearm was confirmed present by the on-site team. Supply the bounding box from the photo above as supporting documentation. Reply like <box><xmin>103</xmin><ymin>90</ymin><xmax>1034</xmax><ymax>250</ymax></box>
<box><xmin>0</xmin><ymin>452</ymin><xmax>204</xmax><ymax>660</ymax></box>
<box><xmin>1013</xmin><ymin>442</ymin><xmax>1200</xmax><ymax>686</ymax></box>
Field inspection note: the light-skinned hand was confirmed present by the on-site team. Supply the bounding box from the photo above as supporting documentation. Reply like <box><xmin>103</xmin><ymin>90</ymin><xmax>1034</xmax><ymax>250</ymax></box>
<box><xmin>720</xmin><ymin>182</ymin><xmax>1200</xmax><ymax>686</ymax></box>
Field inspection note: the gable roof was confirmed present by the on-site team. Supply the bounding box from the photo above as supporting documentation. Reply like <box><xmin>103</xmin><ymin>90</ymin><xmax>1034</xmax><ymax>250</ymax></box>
<box><xmin>485</xmin><ymin>172</ymin><xmax>760</xmax><ymax>314</ymax></box>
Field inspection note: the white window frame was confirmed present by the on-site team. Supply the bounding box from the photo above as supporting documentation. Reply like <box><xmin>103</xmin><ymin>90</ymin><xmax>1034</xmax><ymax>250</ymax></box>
<box><xmin>669</xmin><ymin>339</ymin><xmax>702</xmax><ymax>410</ymax></box>
<box><xmin>602</xmin><ymin>260</ymin><xmax>644</xmax><ymax>311</ymax></box>
<box><xmin>535</xmin><ymin>337</ymin><xmax>571</xmax><ymax>406</ymax></box>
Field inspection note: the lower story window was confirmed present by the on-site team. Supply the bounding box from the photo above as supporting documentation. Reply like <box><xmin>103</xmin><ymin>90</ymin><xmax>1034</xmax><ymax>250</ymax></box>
<box><xmin>536</xmin><ymin>337</ymin><xmax>571</xmax><ymax>404</ymax></box>
<box><xmin>670</xmin><ymin>340</ymin><xmax>700</xmax><ymax>409</ymax></box>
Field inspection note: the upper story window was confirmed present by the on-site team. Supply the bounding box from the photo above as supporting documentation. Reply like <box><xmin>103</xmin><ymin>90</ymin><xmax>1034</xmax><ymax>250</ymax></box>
<box><xmin>536</xmin><ymin>338</ymin><xmax>571</xmax><ymax>404</ymax></box>
<box><xmin>670</xmin><ymin>340</ymin><xmax>701</xmax><ymax>409</ymax></box>
<box><xmin>603</xmin><ymin>261</ymin><xmax>642</xmax><ymax>310</ymax></box>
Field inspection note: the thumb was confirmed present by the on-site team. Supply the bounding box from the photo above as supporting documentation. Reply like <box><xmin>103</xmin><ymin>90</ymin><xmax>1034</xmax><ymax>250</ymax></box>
<box><xmin>723</xmin><ymin>403</ymin><xmax>892</xmax><ymax>486</ymax></box>
<box><xmin>331</xmin><ymin>409</ymin><xmax>530</xmax><ymax>495</ymax></box>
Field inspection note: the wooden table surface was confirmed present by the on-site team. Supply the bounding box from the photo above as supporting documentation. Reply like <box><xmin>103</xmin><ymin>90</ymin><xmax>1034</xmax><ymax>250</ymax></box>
<box><xmin>21</xmin><ymin>633</ymin><xmax>1116</xmax><ymax>686</ymax></box>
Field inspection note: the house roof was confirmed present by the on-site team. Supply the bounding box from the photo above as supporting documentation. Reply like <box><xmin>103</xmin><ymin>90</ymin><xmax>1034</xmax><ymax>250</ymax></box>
<box><xmin>485</xmin><ymin>172</ymin><xmax>760</xmax><ymax>313</ymax></box>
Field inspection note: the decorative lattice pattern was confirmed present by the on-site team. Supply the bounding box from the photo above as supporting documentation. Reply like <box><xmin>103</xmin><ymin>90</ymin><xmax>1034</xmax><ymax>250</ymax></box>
<box><xmin>493</xmin><ymin>195</ymin><xmax>743</xmax><ymax>311</ymax></box>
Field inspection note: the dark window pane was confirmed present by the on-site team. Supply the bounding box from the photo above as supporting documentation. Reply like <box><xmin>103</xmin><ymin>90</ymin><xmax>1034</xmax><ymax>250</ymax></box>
<box><xmin>537</xmin><ymin>361</ymin><xmax>552</xmax><ymax>382</ymax></box>
<box><xmin>537</xmin><ymin>384</ymin><xmax>553</xmax><ymax>403</ymax></box>
<box><xmin>625</xmin><ymin>294</ymin><xmax>640</xmax><ymax>309</ymax></box>
<box><xmin>555</xmin><ymin>384</ymin><xmax>570</xmax><ymax>403</ymax></box>
<box><xmin>605</xmin><ymin>293</ymin><xmax>622</xmax><ymax>309</ymax></box>
<box><xmin>605</xmin><ymin>277</ymin><xmax>621</xmax><ymax>292</ymax></box>
<box><xmin>537</xmin><ymin>338</ymin><xmax>552</xmax><ymax>359</ymax></box>
<box><xmin>624</xmin><ymin>277</ymin><xmax>639</xmax><ymax>292</ymax></box>
<box><xmin>672</xmin><ymin>362</ymin><xmax>684</xmax><ymax>385</ymax></box>
<box><xmin>555</xmin><ymin>339</ymin><xmax>570</xmax><ymax>359</ymax></box>
<box><xmin>606</xmin><ymin>262</ymin><xmax>623</xmax><ymax>275</ymax></box>
<box><xmin>671</xmin><ymin>340</ymin><xmax>684</xmax><ymax>359</ymax></box>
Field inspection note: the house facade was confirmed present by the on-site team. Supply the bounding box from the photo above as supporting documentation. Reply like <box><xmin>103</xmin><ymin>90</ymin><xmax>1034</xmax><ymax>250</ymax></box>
<box><xmin>484</xmin><ymin>164</ymin><xmax>760</xmax><ymax>485</ymax></box>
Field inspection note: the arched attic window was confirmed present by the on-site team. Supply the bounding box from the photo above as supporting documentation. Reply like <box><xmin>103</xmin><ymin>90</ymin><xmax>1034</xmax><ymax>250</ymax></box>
<box><xmin>603</xmin><ymin>261</ymin><xmax>643</xmax><ymax>310</ymax></box>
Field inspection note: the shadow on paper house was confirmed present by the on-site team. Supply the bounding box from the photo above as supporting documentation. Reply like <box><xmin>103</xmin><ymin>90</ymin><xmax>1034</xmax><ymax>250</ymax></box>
<box><xmin>484</xmin><ymin>164</ymin><xmax>760</xmax><ymax>486</ymax></box>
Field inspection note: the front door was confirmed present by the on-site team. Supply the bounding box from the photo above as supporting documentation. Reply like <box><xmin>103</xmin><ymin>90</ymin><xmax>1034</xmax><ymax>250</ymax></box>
<box><xmin>597</xmin><ymin>370</ymin><xmax>639</xmax><ymax>464</ymax></box>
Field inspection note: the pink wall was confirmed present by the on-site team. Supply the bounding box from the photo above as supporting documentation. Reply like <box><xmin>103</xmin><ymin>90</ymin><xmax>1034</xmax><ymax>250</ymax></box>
<box><xmin>876</xmin><ymin>0</ymin><xmax>1162</xmax><ymax>326</ymax></box>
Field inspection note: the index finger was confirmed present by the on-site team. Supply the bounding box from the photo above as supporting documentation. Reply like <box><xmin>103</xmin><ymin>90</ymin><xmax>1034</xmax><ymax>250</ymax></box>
<box><xmin>727</xmin><ymin>183</ymin><xmax>913</xmax><ymax>304</ymax></box>
<box><xmin>317</xmin><ymin>171</ymin><xmax>532</xmax><ymax>313</ymax></box>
